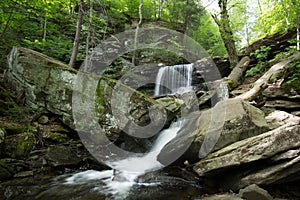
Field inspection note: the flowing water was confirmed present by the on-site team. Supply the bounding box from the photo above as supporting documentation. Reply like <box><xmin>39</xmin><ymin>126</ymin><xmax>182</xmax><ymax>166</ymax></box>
<box><xmin>2</xmin><ymin>63</ymin><xmax>219</xmax><ymax>199</ymax></box>
<box><xmin>54</xmin><ymin>64</ymin><xmax>197</xmax><ymax>199</ymax></box>
<box><xmin>154</xmin><ymin>64</ymin><xmax>193</xmax><ymax>96</ymax></box>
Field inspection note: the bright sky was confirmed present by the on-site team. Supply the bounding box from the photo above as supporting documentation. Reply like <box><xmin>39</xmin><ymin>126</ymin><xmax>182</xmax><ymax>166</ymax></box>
<box><xmin>202</xmin><ymin>0</ymin><xmax>219</xmax><ymax>13</ymax></box>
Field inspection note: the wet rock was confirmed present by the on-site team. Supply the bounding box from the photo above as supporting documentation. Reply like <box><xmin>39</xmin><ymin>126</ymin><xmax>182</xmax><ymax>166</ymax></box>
<box><xmin>239</xmin><ymin>184</ymin><xmax>273</xmax><ymax>200</ymax></box>
<box><xmin>158</xmin><ymin>98</ymin><xmax>269</xmax><ymax>164</ymax></box>
<box><xmin>46</xmin><ymin>145</ymin><xmax>82</xmax><ymax>167</ymax></box>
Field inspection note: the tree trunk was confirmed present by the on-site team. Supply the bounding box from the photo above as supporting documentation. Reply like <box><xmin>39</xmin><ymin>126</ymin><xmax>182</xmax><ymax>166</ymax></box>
<box><xmin>158</xmin><ymin>0</ymin><xmax>163</xmax><ymax>19</ymax></box>
<box><xmin>297</xmin><ymin>27</ymin><xmax>300</xmax><ymax>51</ymax></box>
<box><xmin>226</xmin><ymin>56</ymin><xmax>250</xmax><ymax>90</ymax></box>
<box><xmin>43</xmin><ymin>16</ymin><xmax>47</xmax><ymax>41</ymax></box>
<box><xmin>132</xmin><ymin>0</ymin><xmax>143</xmax><ymax>66</ymax></box>
<box><xmin>212</xmin><ymin>0</ymin><xmax>239</xmax><ymax>68</ymax></box>
<box><xmin>69</xmin><ymin>0</ymin><xmax>84</xmax><ymax>68</ymax></box>
<box><xmin>86</xmin><ymin>0</ymin><xmax>93</xmax><ymax>58</ymax></box>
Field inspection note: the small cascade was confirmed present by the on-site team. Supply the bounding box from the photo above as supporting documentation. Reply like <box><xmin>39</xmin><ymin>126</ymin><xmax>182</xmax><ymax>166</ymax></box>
<box><xmin>64</xmin><ymin>120</ymin><xmax>182</xmax><ymax>198</ymax></box>
<box><xmin>154</xmin><ymin>63</ymin><xmax>193</xmax><ymax>96</ymax></box>
<box><xmin>63</xmin><ymin>64</ymin><xmax>195</xmax><ymax>199</ymax></box>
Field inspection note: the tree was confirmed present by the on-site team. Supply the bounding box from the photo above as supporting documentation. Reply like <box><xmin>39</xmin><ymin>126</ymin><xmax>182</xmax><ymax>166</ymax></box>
<box><xmin>212</xmin><ymin>0</ymin><xmax>239</xmax><ymax>68</ymax></box>
<box><xmin>132</xmin><ymin>0</ymin><xmax>143</xmax><ymax>65</ymax></box>
<box><xmin>69</xmin><ymin>0</ymin><xmax>84</xmax><ymax>68</ymax></box>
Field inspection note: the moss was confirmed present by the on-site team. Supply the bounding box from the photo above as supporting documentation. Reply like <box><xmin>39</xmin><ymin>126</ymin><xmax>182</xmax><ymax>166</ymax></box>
<box><xmin>16</xmin><ymin>132</ymin><xmax>36</xmax><ymax>158</ymax></box>
<box><xmin>0</xmin><ymin>123</ymin><xmax>25</xmax><ymax>135</ymax></box>
<box><xmin>44</xmin><ymin>132</ymin><xmax>68</xmax><ymax>143</ymax></box>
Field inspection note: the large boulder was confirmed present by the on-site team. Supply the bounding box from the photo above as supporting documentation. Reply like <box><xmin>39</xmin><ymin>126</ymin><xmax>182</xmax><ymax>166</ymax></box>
<box><xmin>5</xmin><ymin>47</ymin><xmax>172</xmax><ymax>151</ymax></box>
<box><xmin>193</xmin><ymin>114</ymin><xmax>300</xmax><ymax>190</ymax></box>
<box><xmin>158</xmin><ymin>98</ymin><xmax>269</xmax><ymax>164</ymax></box>
<box><xmin>5</xmin><ymin>47</ymin><xmax>76</xmax><ymax>127</ymax></box>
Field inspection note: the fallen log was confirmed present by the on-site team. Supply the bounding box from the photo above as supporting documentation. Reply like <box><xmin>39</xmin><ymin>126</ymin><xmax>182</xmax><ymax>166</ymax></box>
<box><xmin>235</xmin><ymin>53</ymin><xmax>300</xmax><ymax>102</ymax></box>
<box><xmin>235</xmin><ymin>60</ymin><xmax>291</xmax><ymax>102</ymax></box>
<box><xmin>225</xmin><ymin>56</ymin><xmax>250</xmax><ymax>91</ymax></box>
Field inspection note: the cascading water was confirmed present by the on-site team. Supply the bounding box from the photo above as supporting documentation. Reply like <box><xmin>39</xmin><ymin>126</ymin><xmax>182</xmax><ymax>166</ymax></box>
<box><xmin>29</xmin><ymin>64</ymin><xmax>229</xmax><ymax>199</ymax></box>
<box><xmin>64</xmin><ymin>121</ymin><xmax>182</xmax><ymax>199</ymax></box>
<box><xmin>61</xmin><ymin>64</ymin><xmax>196</xmax><ymax>199</ymax></box>
<box><xmin>154</xmin><ymin>63</ymin><xmax>193</xmax><ymax>96</ymax></box>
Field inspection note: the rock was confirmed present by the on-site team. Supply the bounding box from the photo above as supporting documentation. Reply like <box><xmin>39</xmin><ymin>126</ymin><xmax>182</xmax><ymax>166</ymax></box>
<box><xmin>46</xmin><ymin>145</ymin><xmax>82</xmax><ymax>167</ymax></box>
<box><xmin>0</xmin><ymin>159</ymin><xmax>14</xmax><ymax>180</ymax></box>
<box><xmin>264</xmin><ymin>100</ymin><xmax>300</xmax><ymax>110</ymax></box>
<box><xmin>195</xmin><ymin>194</ymin><xmax>243</xmax><ymax>200</ymax></box>
<box><xmin>266</xmin><ymin>110</ymin><xmax>300</xmax><ymax>129</ymax></box>
<box><xmin>38</xmin><ymin>115</ymin><xmax>49</xmax><ymax>125</ymax></box>
<box><xmin>0</xmin><ymin>128</ymin><xmax>6</xmax><ymax>155</ymax></box>
<box><xmin>193</xmin><ymin>118</ymin><xmax>300</xmax><ymax>190</ymax></box>
<box><xmin>13</xmin><ymin>170</ymin><xmax>34</xmax><ymax>178</ymax></box>
<box><xmin>239</xmin><ymin>184</ymin><xmax>273</xmax><ymax>200</ymax></box>
<box><xmin>15</xmin><ymin>132</ymin><xmax>36</xmax><ymax>158</ymax></box>
<box><xmin>0</xmin><ymin>159</ymin><xmax>27</xmax><ymax>180</ymax></box>
<box><xmin>158</xmin><ymin>98</ymin><xmax>269</xmax><ymax>164</ymax></box>
<box><xmin>5</xmin><ymin>47</ymin><xmax>173</xmax><ymax>150</ymax></box>
<box><xmin>5</xmin><ymin>47</ymin><xmax>76</xmax><ymax>128</ymax></box>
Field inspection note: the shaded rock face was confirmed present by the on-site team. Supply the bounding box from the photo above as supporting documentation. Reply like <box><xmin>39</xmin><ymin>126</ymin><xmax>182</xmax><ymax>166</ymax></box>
<box><xmin>158</xmin><ymin>98</ymin><xmax>269</xmax><ymax>164</ymax></box>
<box><xmin>5</xmin><ymin>47</ymin><xmax>76</xmax><ymax>128</ymax></box>
<box><xmin>193</xmin><ymin>112</ymin><xmax>300</xmax><ymax>190</ymax></box>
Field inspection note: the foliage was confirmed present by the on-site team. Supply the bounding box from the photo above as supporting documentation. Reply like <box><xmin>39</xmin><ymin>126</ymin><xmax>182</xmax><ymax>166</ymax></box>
<box><xmin>246</xmin><ymin>45</ymin><xmax>271</xmax><ymax>76</ymax></box>
<box><xmin>246</xmin><ymin>46</ymin><xmax>271</xmax><ymax>77</ymax></box>
<box><xmin>284</xmin><ymin>57</ymin><xmax>300</xmax><ymax>92</ymax></box>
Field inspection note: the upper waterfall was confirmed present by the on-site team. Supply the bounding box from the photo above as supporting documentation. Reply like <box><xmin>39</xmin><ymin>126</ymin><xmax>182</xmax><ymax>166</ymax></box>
<box><xmin>154</xmin><ymin>64</ymin><xmax>193</xmax><ymax>96</ymax></box>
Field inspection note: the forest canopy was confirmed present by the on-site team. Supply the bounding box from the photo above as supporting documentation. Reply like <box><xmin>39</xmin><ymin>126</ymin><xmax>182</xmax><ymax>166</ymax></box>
<box><xmin>0</xmin><ymin>0</ymin><xmax>299</xmax><ymax>70</ymax></box>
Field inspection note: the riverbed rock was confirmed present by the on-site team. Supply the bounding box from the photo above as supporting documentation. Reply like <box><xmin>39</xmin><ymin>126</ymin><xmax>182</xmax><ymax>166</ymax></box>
<box><xmin>158</xmin><ymin>98</ymin><xmax>269</xmax><ymax>164</ymax></box>
<box><xmin>193</xmin><ymin>116</ymin><xmax>300</xmax><ymax>190</ymax></box>
<box><xmin>238</xmin><ymin>184</ymin><xmax>273</xmax><ymax>200</ymax></box>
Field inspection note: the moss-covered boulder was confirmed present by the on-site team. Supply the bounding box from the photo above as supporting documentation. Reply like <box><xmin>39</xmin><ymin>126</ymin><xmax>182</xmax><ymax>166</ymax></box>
<box><xmin>46</xmin><ymin>145</ymin><xmax>82</xmax><ymax>167</ymax></box>
<box><xmin>5</xmin><ymin>47</ymin><xmax>76</xmax><ymax>128</ymax></box>
<box><xmin>15</xmin><ymin>132</ymin><xmax>36</xmax><ymax>158</ymax></box>
<box><xmin>6</xmin><ymin>47</ymin><xmax>174</xmax><ymax>153</ymax></box>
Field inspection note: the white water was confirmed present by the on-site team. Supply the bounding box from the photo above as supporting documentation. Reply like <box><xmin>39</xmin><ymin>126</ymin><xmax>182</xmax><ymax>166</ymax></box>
<box><xmin>64</xmin><ymin>121</ymin><xmax>182</xmax><ymax>198</ymax></box>
<box><xmin>65</xmin><ymin>63</ymin><xmax>195</xmax><ymax>198</ymax></box>
<box><xmin>154</xmin><ymin>63</ymin><xmax>193</xmax><ymax>96</ymax></box>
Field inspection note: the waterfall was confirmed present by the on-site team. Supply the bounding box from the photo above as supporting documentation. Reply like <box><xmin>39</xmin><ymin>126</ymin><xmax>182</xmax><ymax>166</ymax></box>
<box><xmin>154</xmin><ymin>64</ymin><xmax>193</xmax><ymax>96</ymax></box>
<box><xmin>64</xmin><ymin>64</ymin><xmax>195</xmax><ymax>198</ymax></box>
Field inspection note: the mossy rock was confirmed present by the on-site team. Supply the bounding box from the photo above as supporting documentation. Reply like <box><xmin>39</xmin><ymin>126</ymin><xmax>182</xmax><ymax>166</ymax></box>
<box><xmin>46</xmin><ymin>145</ymin><xmax>81</xmax><ymax>167</ymax></box>
<box><xmin>16</xmin><ymin>132</ymin><xmax>36</xmax><ymax>158</ymax></box>
<box><xmin>0</xmin><ymin>159</ymin><xmax>16</xmax><ymax>180</ymax></box>
<box><xmin>43</xmin><ymin>132</ymin><xmax>68</xmax><ymax>143</ymax></box>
